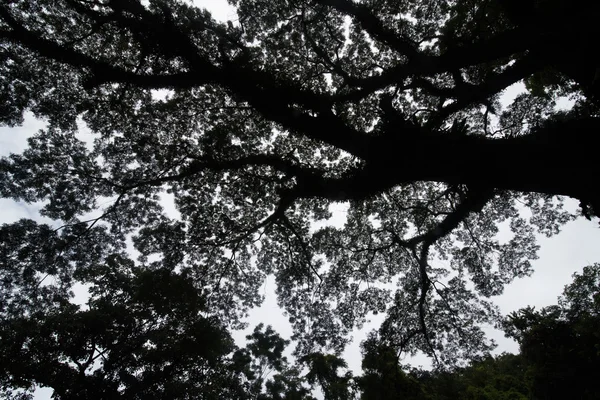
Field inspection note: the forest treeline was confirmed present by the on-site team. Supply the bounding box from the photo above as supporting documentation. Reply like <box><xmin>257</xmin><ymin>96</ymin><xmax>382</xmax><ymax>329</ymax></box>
<box><xmin>2</xmin><ymin>263</ymin><xmax>598</xmax><ymax>399</ymax></box>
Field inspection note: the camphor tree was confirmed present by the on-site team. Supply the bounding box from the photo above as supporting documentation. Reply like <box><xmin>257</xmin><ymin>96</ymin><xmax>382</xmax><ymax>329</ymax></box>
<box><xmin>1</xmin><ymin>0</ymin><xmax>599</xmax><ymax>394</ymax></box>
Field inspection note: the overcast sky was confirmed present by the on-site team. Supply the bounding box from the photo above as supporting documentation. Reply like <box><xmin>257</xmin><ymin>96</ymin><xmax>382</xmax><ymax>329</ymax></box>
<box><xmin>1</xmin><ymin>1</ymin><xmax>598</xmax><ymax>398</ymax></box>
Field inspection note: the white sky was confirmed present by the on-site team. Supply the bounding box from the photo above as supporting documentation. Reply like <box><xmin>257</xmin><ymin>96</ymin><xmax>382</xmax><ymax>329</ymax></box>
<box><xmin>0</xmin><ymin>1</ymin><xmax>597</xmax><ymax>398</ymax></box>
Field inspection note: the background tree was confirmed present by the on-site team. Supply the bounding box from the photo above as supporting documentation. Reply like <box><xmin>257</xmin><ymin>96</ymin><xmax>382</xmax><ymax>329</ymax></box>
<box><xmin>355</xmin><ymin>337</ymin><xmax>429</xmax><ymax>400</ymax></box>
<box><xmin>301</xmin><ymin>353</ymin><xmax>353</xmax><ymax>400</ymax></box>
<box><xmin>232</xmin><ymin>324</ymin><xmax>315</xmax><ymax>399</ymax></box>
<box><xmin>411</xmin><ymin>354</ymin><xmax>528</xmax><ymax>400</ymax></box>
<box><xmin>355</xmin><ymin>264</ymin><xmax>600</xmax><ymax>400</ymax></box>
<box><xmin>504</xmin><ymin>264</ymin><xmax>600</xmax><ymax>400</ymax></box>
<box><xmin>0</xmin><ymin>234</ymin><xmax>314</xmax><ymax>399</ymax></box>
<box><xmin>0</xmin><ymin>245</ymin><xmax>245</xmax><ymax>399</ymax></box>
<box><xmin>1</xmin><ymin>0</ymin><xmax>599</xmax><ymax>389</ymax></box>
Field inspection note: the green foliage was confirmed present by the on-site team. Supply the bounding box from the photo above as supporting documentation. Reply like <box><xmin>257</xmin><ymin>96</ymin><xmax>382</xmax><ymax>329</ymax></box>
<box><xmin>412</xmin><ymin>354</ymin><xmax>528</xmax><ymax>400</ymax></box>
<box><xmin>354</xmin><ymin>267</ymin><xmax>600</xmax><ymax>400</ymax></box>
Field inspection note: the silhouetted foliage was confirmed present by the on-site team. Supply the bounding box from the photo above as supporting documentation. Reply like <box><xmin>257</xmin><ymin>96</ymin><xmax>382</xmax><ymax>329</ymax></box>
<box><xmin>411</xmin><ymin>354</ymin><xmax>528</xmax><ymax>400</ymax></box>
<box><xmin>355</xmin><ymin>264</ymin><xmax>600</xmax><ymax>399</ymax></box>
<box><xmin>355</xmin><ymin>337</ymin><xmax>429</xmax><ymax>400</ymax></box>
<box><xmin>0</xmin><ymin>258</ymin><xmax>248</xmax><ymax>399</ymax></box>
<box><xmin>504</xmin><ymin>264</ymin><xmax>600</xmax><ymax>400</ymax></box>
<box><xmin>1</xmin><ymin>0</ymin><xmax>600</xmax><ymax>397</ymax></box>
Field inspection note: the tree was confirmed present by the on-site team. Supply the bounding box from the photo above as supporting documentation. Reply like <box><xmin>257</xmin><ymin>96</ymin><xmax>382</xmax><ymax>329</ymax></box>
<box><xmin>301</xmin><ymin>353</ymin><xmax>353</xmax><ymax>400</ymax></box>
<box><xmin>232</xmin><ymin>324</ymin><xmax>315</xmax><ymax>399</ymax></box>
<box><xmin>354</xmin><ymin>335</ymin><xmax>529</xmax><ymax>400</ymax></box>
<box><xmin>0</xmin><ymin>0</ymin><xmax>598</xmax><ymax>384</ymax></box>
<box><xmin>504</xmin><ymin>264</ymin><xmax>600</xmax><ymax>400</ymax></box>
<box><xmin>413</xmin><ymin>353</ymin><xmax>529</xmax><ymax>400</ymax></box>
<box><xmin>355</xmin><ymin>336</ymin><xmax>430</xmax><ymax>400</ymax></box>
<box><xmin>0</xmin><ymin>234</ymin><xmax>313</xmax><ymax>399</ymax></box>
<box><xmin>0</xmin><ymin>248</ymin><xmax>247</xmax><ymax>399</ymax></box>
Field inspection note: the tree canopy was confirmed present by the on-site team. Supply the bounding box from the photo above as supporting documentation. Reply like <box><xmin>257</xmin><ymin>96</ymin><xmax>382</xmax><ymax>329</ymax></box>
<box><xmin>1</xmin><ymin>0</ymin><xmax>600</xmax><ymax>396</ymax></box>
<box><xmin>2</xmin><ymin>262</ymin><xmax>596</xmax><ymax>399</ymax></box>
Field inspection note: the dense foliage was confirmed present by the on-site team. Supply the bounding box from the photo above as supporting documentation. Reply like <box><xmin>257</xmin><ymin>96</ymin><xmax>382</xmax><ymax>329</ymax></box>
<box><xmin>3</xmin><ymin>263</ymin><xmax>596</xmax><ymax>399</ymax></box>
<box><xmin>408</xmin><ymin>264</ymin><xmax>600</xmax><ymax>400</ymax></box>
<box><xmin>1</xmin><ymin>0</ymin><xmax>600</xmax><ymax>397</ymax></box>
<box><xmin>503</xmin><ymin>264</ymin><xmax>600</xmax><ymax>400</ymax></box>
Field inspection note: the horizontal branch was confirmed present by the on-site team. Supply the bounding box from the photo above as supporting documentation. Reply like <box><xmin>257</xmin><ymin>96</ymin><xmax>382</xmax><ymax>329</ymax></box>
<box><xmin>123</xmin><ymin>154</ymin><xmax>324</xmax><ymax>189</ymax></box>
<box><xmin>287</xmin><ymin>117</ymin><xmax>600</xmax><ymax>214</ymax></box>
<box><xmin>372</xmin><ymin>117</ymin><xmax>600</xmax><ymax>206</ymax></box>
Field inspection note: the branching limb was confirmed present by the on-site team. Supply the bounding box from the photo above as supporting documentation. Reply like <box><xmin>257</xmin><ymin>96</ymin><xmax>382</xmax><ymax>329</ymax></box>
<box><xmin>316</xmin><ymin>0</ymin><xmax>419</xmax><ymax>59</ymax></box>
<box><xmin>413</xmin><ymin>243</ymin><xmax>440</xmax><ymax>365</ymax></box>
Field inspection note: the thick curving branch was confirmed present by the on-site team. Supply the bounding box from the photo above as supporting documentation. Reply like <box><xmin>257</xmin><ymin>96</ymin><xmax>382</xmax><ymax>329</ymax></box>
<box><xmin>2</xmin><ymin>2</ymin><xmax>599</xmax><ymax>215</ymax></box>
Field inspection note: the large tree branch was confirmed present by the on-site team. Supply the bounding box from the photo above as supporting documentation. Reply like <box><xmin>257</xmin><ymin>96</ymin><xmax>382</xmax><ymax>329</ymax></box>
<box><xmin>287</xmin><ymin>117</ymin><xmax>600</xmax><ymax>213</ymax></box>
<box><xmin>409</xmin><ymin>186</ymin><xmax>495</xmax><ymax>247</ymax></box>
<box><xmin>3</xmin><ymin>2</ymin><xmax>598</xmax><ymax>214</ymax></box>
<box><xmin>335</xmin><ymin>27</ymin><xmax>538</xmax><ymax>103</ymax></box>
<box><xmin>435</xmin><ymin>28</ymin><xmax>535</xmax><ymax>73</ymax></box>
<box><xmin>412</xmin><ymin>187</ymin><xmax>494</xmax><ymax>363</ymax></box>
<box><xmin>120</xmin><ymin>154</ymin><xmax>324</xmax><ymax>189</ymax></box>
<box><xmin>431</xmin><ymin>54</ymin><xmax>547</xmax><ymax>126</ymax></box>
<box><xmin>0</xmin><ymin>4</ymin><xmax>374</xmax><ymax>159</ymax></box>
<box><xmin>412</xmin><ymin>53</ymin><xmax>545</xmax><ymax>127</ymax></box>
<box><xmin>371</xmin><ymin>117</ymin><xmax>600</xmax><ymax>207</ymax></box>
